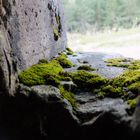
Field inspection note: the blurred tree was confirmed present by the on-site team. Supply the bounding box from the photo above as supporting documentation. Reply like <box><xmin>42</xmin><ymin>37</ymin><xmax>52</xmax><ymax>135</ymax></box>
<box><xmin>62</xmin><ymin>0</ymin><xmax>140</xmax><ymax>32</ymax></box>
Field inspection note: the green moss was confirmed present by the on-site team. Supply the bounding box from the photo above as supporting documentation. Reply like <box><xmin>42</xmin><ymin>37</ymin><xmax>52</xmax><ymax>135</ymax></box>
<box><xmin>61</xmin><ymin>77</ymin><xmax>72</xmax><ymax>81</ymax></box>
<box><xmin>105</xmin><ymin>58</ymin><xmax>130</xmax><ymax>63</ymax></box>
<box><xmin>38</xmin><ymin>59</ymin><xmax>48</xmax><ymax>64</ymax></box>
<box><xmin>97</xmin><ymin>91</ymin><xmax>106</xmax><ymax>99</ymax></box>
<box><xmin>109</xmin><ymin>70</ymin><xmax>140</xmax><ymax>100</ymax></box>
<box><xmin>128</xmin><ymin>60</ymin><xmax>140</xmax><ymax>70</ymax></box>
<box><xmin>19</xmin><ymin>60</ymin><xmax>63</xmax><ymax>86</ymax></box>
<box><xmin>55</xmin><ymin>54</ymin><xmax>74</xmax><ymax>68</ymax></box>
<box><xmin>127</xmin><ymin>98</ymin><xmax>138</xmax><ymax>110</ymax></box>
<box><xmin>59</xmin><ymin>86</ymin><xmax>77</xmax><ymax>109</ymax></box>
<box><xmin>59</xmin><ymin>71</ymin><xmax>73</xmax><ymax>81</ymax></box>
<box><xmin>67</xmin><ymin>51</ymin><xmax>74</xmax><ymax>55</ymax></box>
<box><xmin>66</xmin><ymin>47</ymin><xmax>73</xmax><ymax>53</ymax></box>
<box><xmin>77</xmin><ymin>65</ymin><xmax>96</xmax><ymax>71</ymax></box>
<box><xmin>66</xmin><ymin>47</ymin><xmax>74</xmax><ymax>55</ymax></box>
<box><xmin>73</xmin><ymin>53</ymin><xmax>77</xmax><ymax>57</ymax></box>
<box><xmin>111</xmin><ymin>70</ymin><xmax>140</xmax><ymax>87</ymax></box>
<box><xmin>44</xmin><ymin>74</ymin><xmax>61</xmax><ymax>87</ymax></box>
<box><xmin>53</xmin><ymin>26</ymin><xmax>60</xmax><ymax>41</ymax></box>
<box><xmin>72</xmin><ymin>70</ymin><xmax>107</xmax><ymax>90</ymax></box>
<box><xmin>105</xmin><ymin>58</ymin><xmax>140</xmax><ymax>70</ymax></box>
<box><xmin>102</xmin><ymin>85</ymin><xmax>123</xmax><ymax>98</ymax></box>
<box><xmin>128</xmin><ymin>82</ymin><xmax>140</xmax><ymax>94</ymax></box>
<box><xmin>105</xmin><ymin>58</ymin><xmax>131</xmax><ymax>68</ymax></box>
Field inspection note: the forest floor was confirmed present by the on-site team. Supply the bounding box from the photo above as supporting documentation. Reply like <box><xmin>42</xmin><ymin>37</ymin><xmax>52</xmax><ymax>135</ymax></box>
<box><xmin>68</xmin><ymin>27</ymin><xmax>140</xmax><ymax>59</ymax></box>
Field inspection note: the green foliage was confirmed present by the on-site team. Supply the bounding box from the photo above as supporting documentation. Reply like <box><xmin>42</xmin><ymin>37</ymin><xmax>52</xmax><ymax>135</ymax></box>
<box><xmin>55</xmin><ymin>54</ymin><xmax>74</xmax><ymax>68</ymax></box>
<box><xmin>77</xmin><ymin>65</ymin><xmax>96</xmax><ymax>71</ymax></box>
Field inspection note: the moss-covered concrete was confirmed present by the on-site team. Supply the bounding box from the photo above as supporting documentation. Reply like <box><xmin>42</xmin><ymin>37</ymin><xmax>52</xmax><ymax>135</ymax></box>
<box><xmin>77</xmin><ymin>65</ymin><xmax>96</xmax><ymax>71</ymax></box>
<box><xmin>19</xmin><ymin>54</ymin><xmax>140</xmax><ymax>111</ymax></box>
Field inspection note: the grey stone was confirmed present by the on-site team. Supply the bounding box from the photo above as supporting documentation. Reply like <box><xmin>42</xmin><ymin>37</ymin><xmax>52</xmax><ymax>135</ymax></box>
<box><xmin>0</xmin><ymin>0</ymin><xmax>66</xmax><ymax>95</ymax></box>
<box><xmin>131</xmin><ymin>97</ymin><xmax>140</xmax><ymax>134</ymax></box>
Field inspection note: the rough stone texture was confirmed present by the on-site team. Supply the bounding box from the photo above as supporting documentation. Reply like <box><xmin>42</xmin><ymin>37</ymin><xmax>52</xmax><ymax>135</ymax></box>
<box><xmin>131</xmin><ymin>98</ymin><xmax>140</xmax><ymax>138</ymax></box>
<box><xmin>0</xmin><ymin>24</ymin><xmax>16</xmax><ymax>94</ymax></box>
<box><xmin>0</xmin><ymin>85</ymin><xmax>80</xmax><ymax>140</ymax></box>
<box><xmin>5</xmin><ymin>0</ymin><xmax>66</xmax><ymax>70</ymax></box>
<box><xmin>0</xmin><ymin>0</ymin><xmax>66</xmax><ymax>94</ymax></box>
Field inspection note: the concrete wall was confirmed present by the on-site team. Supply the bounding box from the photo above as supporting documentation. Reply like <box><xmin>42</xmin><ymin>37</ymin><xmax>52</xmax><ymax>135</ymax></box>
<box><xmin>4</xmin><ymin>0</ymin><xmax>67</xmax><ymax>70</ymax></box>
<box><xmin>0</xmin><ymin>0</ymin><xmax>67</xmax><ymax>94</ymax></box>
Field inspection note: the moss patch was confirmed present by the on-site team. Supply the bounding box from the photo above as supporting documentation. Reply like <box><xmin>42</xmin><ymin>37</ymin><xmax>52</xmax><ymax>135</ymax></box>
<box><xmin>104</xmin><ymin>58</ymin><xmax>130</xmax><ymax>68</ymax></box>
<box><xmin>53</xmin><ymin>26</ymin><xmax>60</xmax><ymax>41</ymax></box>
<box><xmin>77</xmin><ymin>65</ymin><xmax>96</xmax><ymax>71</ymax></box>
<box><xmin>127</xmin><ymin>98</ymin><xmax>138</xmax><ymax>111</ymax></box>
<box><xmin>71</xmin><ymin>70</ymin><xmax>107</xmax><ymax>91</ymax></box>
<box><xmin>128</xmin><ymin>60</ymin><xmax>140</xmax><ymax>70</ymax></box>
<box><xmin>19</xmin><ymin>60</ymin><xmax>63</xmax><ymax>86</ymax></box>
<box><xmin>66</xmin><ymin>47</ymin><xmax>74</xmax><ymax>55</ymax></box>
<box><xmin>38</xmin><ymin>59</ymin><xmax>48</xmax><ymax>64</ymax></box>
<box><xmin>111</xmin><ymin>70</ymin><xmax>140</xmax><ymax>90</ymax></box>
<box><xmin>59</xmin><ymin>86</ymin><xmax>77</xmax><ymax>109</ymax></box>
<box><xmin>19</xmin><ymin>54</ymin><xmax>140</xmax><ymax>111</ymax></box>
<box><xmin>105</xmin><ymin>58</ymin><xmax>140</xmax><ymax>70</ymax></box>
<box><xmin>54</xmin><ymin>54</ymin><xmax>74</xmax><ymax>68</ymax></box>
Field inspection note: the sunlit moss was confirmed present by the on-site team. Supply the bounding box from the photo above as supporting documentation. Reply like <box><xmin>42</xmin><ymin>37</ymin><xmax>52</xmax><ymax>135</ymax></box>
<box><xmin>105</xmin><ymin>58</ymin><xmax>140</xmax><ymax>70</ymax></box>
<box><xmin>59</xmin><ymin>86</ymin><xmax>77</xmax><ymax>109</ymax></box>
<box><xmin>54</xmin><ymin>54</ymin><xmax>74</xmax><ymax>68</ymax></box>
<box><xmin>77</xmin><ymin>65</ymin><xmax>96</xmax><ymax>71</ymax></box>
<box><xmin>72</xmin><ymin>70</ymin><xmax>107</xmax><ymax>90</ymax></box>
<box><xmin>127</xmin><ymin>98</ymin><xmax>138</xmax><ymax>110</ymax></box>
<box><xmin>19</xmin><ymin>60</ymin><xmax>63</xmax><ymax>86</ymax></box>
<box><xmin>128</xmin><ymin>60</ymin><xmax>140</xmax><ymax>70</ymax></box>
<box><xmin>104</xmin><ymin>58</ymin><xmax>131</xmax><ymax>68</ymax></box>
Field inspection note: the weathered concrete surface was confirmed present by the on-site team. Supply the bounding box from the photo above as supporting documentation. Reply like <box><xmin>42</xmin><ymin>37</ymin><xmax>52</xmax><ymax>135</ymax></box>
<box><xmin>0</xmin><ymin>0</ymin><xmax>66</xmax><ymax>94</ymax></box>
<box><xmin>5</xmin><ymin>0</ymin><xmax>66</xmax><ymax>70</ymax></box>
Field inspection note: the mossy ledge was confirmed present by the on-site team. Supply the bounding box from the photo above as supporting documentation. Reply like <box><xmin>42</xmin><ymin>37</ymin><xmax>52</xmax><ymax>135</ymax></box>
<box><xmin>103</xmin><ymin>57</ymin><xmax>140</xmax><ymax>110</ymax></box>
<box><xmin>19</xmin><ymin>55</ymin><xmax>76</xmax><ymax>108</ymax></box>
<box><xmin>77</xmin><ymin>65</ymin><xmax>96</xmax><ymax>71</ymax></box>
<box><xmin>105</xmin><ymin>57</ymin><xmax>140</xmax><ymax>70</ymax></box>
<box><xmin>19</xmin><ymin>55</ymin><xmax>140</xmax><ymax>111</ymax></box>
